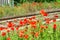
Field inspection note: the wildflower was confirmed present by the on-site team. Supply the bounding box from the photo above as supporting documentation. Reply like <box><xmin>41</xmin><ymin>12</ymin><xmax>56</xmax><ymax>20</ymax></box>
<box><xmin>40</xmin><ymin>25</ymin><xmax>44</xmax><ymax>29</ymax></box>
<box><xmin>31</xmin><ymin>25</ymin><xmax>37</xmax><ymax>29</ymax></box>
<box><xmin>11</xmin><ymin>27</ymin><xmax>14</xmax><ymax>31</ymax></box>
<box><xmin>45</xmin><ymin>18</ymin><xmax>51</xmax><ymax>24</ymax></box>
<box><xmin>7</xmin><ymin>29</ymin><xmax>10</xmax><ymax>33</ymax></box>
<box><xmin>24</xmin><ymin>18</ymin><xmax>28</xmax><ymax>22</ymax></box>
<box><xmin>45</xmin><ymin>26</ymin><xmax>48</xmax><ymax>29</ymax></box>
<box><xmin>34</xmin><ymin>32</ymin><xmax>39</xmax><ymax>38</ymax></box>
<box><xmin>44</xmin><ymin>26</ymin><xmax>48</xmax><ymax>29</ymax></box>
<box><xmin>19</xmin><ymin>30</ymin><xmax>24</xmax><ymax>37</ymax></box>
<box><xmin>16</xmin><ymin>27</ymin><xmax>19</xmax><ymax>31</ymax></box>
<box><xmin>53</xmin><ymin>19</ymin><xmax>56</xmax><ymax>22</ymax></box>
<box><xmin>7</xmin><ymin>37</ymin><xmax>11</xmax><ymax>40</ymax></box>
<box><xmin>7</xmin><ymin>21</ymin><xmax>14</xmax><ymax>28</ymax></box>
<box><xmin>29</xmin><ymin>18</ymin><xmax>33</xmax><ymax>20</ymax></box>
<box><xmin>54</xmin><ymin>14</ymin><xmax>58</xmax><ymax>18</ymax></box>
<box><xmin>32</xmin><ymin>16</ymin><xmax>36</xmax><ymax>19</ymax></box>
<box><xmin>0</xmin><ymin>27</ymin><xmax>4</xmax><ymax>31</ymax></box>
<box><xmin>46</xmin><ymin>21</ymin><xmax>50</xmax><ymax>24</ymax></box>
<box><xmin>53</xmin><ymin>24</ymin><xmax>57</xmax><ymax>40</ymax></box>
<box><xmin>31</xmin><ymin>32</ymin><xmax>35</xmax><ymax>35</ymax></box>
<box><xmin>23</xmin><ymin>18</ymin><xmax>28</xmax><ymax>24</ymax></box>
<box><xmin>24</xmin><ymin>34</ymin><xmax>28</xmax><ymax>39</ymax></box>
<box><xmin>30</xmin><ymin>21</ymin><xmax>36</xmax><ymax>26</ymax></box>
<box><xmin>24</xmin><ymin>29</ymin><xmax>27</xmax><ymax>32</ymax></box>
<box><xmin>2</xmin><ymin>32</ymin><xmax>6</xmax><ymax>36</ymax></box>
<box><xmin>53</xmin><ymin>24</ymin><xmax>57</xmax><ymax>30</ymax></box>
<box><xmin>40</xmin><ymin>9</ymin><xmax>48</xmax><ymax>16</ymax></box>
<box><xmin>19</xmin><ymin>20</ymin><xmax>24</xmax><ymax>26</ymax></box>
<box><xmin>37</xmin><ymin>20</ymin><xmax>40</xmax><ymax>23</ymax></box>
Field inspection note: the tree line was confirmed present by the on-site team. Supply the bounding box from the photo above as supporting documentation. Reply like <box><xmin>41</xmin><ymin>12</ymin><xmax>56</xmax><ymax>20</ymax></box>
<box><xmin>14</xmin><ymin>0</ymin><xmax>57</xmax><ymax>5</ymax></box>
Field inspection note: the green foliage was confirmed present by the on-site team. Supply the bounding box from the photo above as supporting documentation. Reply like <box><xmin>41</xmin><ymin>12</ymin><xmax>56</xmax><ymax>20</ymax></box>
<box><xmin>14</xmin><ymin>0</ymin><xmax>57</xmax><ymax>4</ymax></box>
<box><xmin>0</xmin><ymin>2</ymin><xmax>60</xmax><ymax>18</ymax></box>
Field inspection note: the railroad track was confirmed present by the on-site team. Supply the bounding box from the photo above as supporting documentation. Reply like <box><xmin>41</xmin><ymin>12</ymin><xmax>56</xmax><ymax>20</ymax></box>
<box><xmin>0</xmin><ymin>9</ymin><xmax>60</xmax><ymax>29</ymax></box>
<box><xmin>0</xmin><ymin>9</ymin><xmax>60</xmax><ymax>26</ymax></box>
<box><xmin>0</xmin><ymin>8</ymin><xmax>60</xmax><ymax>21</ymax></box>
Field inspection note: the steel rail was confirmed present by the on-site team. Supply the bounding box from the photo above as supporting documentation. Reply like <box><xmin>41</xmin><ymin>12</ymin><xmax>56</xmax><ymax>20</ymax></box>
<box><xmin>0</xmin><ymin>9</ymin><xmax>60</xmax><ymax>21</ymax></box>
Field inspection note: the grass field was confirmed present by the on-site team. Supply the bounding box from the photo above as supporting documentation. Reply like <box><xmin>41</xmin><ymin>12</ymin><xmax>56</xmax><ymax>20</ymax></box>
<box><xmin>0</xmin><ymin>2</ymin><xmax>60</xmax><ymax>18</ymax></box>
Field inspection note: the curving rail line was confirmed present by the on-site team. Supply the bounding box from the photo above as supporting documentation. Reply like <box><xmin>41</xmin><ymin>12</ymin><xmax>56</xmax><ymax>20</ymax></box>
<box><xmin>0</xmin><ymin>9</ymin><xmax>60</xmax><ymax>22</ymax></box>
<box><xmin>0</xmin><ymin>9</ymin><xmax>60</xmax><ymax>28</ymax></box>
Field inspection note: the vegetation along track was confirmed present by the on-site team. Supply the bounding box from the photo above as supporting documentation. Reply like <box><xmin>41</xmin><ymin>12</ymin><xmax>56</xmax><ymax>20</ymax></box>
<box><xmin>0</xmin><ymin>8</ymin><xmax>60</xmax><ymax>22</ymax></box>
<box><xmin>0</xmin><ymin>9</ymin><xmax>60</xmax><ymax>21</ymax></box>
<box><xmin>0</xmin><ymin>9</ymin><xmax>60</xmax><ymax>28</ymax></box>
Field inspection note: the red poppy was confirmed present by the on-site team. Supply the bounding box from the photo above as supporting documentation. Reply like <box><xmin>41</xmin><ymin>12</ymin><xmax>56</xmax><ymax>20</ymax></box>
<box><xmin>11</xmin><ymin>27</ymin><xmax>14</xmax><ymax>31</ymax></box>
<box><xmin>54</xmin><ymin>14</ymin><xmax>58</xmax><ymax>18</ymax></box>
<box><xmin>34</xmin><ymin>32</ymin><xmax>39</xmax><ymax>38</ymax></box>
<box><xmin>0</xmin><ymin>27</ymin><xmax>4</xmax><ymax>31</ymax></box>
<box><xmin>46</xmin><ymin>21</ymin><xmax>50</xmax><ymax>24</ymax></box>
<box><xmin>30</xmin><ymin>21</ymin><xmax>36</xmax><ymax>26</ymax></box>
<box><xmin>45</xmin><ymin>18</ymin><xmax>51</xmax><ymax>24</ymax></box>
<box><xmin>16</xmin><ymin>27</ymin><xmax>19</xmax><ymax>31</ymax></box>
<box><xmin>53</xmin><ymin>24</ymin><xmax>57</xmax><ymax>30</ymax></box>
<box><xmin>24</xmin><ymin>18</ymin><xmax>28</xmax><ymax>22</ymax></box>
<box><xmin>24</xmin><ymin>29</ymin><xmax>27</xmax><ymax>32</ymax></box>
<box><xmin>40</xmin><ymin>9</ymin><xmax>48</xmax><ymax>16</ymax></box>
<box><xmin>40</xmin><ymin>25</ymin><xmax>44</xmax><ymax>29</ymax></box>
<box><xmin>19</xmin><ymin>20</ymin><xmax>24</xmax><ymax>26</ymax></box>
<box><xmin>19</xmin><ymin>30</ymin><xmax>24</xmax><ymax>37</ymax></box>
<box><xmin>44</xmin><ymin>26</ymin><xmax>48</xmax><ymax>29</ymax></box>
<box><xmin>7</xmin><ymin>29</ymin><xmax>10</xmax><ymax>33</ymax></box>
<box><xmin>45</xmin><ymin>26</ymin><xmax>48</xmax><ymax>29</ymax></box>
<box><xmin>24</xmin><ymin>34</ymin><xmax>28</xmax><ymax>39</ymax></box>
<box><xmin>32</xmin><ymin>16</ymin><xmax>36</xmax><ymax>19</ymax></box>
<box><xmin>31</xmin><ymin>25</ymin><xmax>37</xmax><ymax>29</ymax></box>
<box><xmin>7</xmin><ymin>21</ymin><xmax>14</xmax><ymax>28</ymax></box>
<box><xmin>2</xmin><ymin>32</ymin><xmax>6</xmax><ymax>36</ymax></box>
<box><xmin>7</xmin><ymin>37</ymin><xmax>11</xmax><ymax>40</ymax></box>
<box><xmin>4</xmin><ymin>27</ymin><xmax>8</xmax><ymax>30</ymax></box>
<box><xmin>29</xmin><ymin>18</ymin><xmax>33</xmax><ymax>20</ymax></box>
<box><xmin>23</xmin><ymin>18</ymin><xmax>29</xmax><ymax>24</ymax></box>
<box><xmin>53</xmin><ymin>19</ymin><xmax>56</xmax><ymax>22</ymax></box>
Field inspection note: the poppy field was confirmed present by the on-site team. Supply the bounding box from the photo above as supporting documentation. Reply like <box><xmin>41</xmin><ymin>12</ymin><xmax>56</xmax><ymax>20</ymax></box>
<box><xmin>0</xmin><ymin>0</ymin><xmax>60</xmax><ymax>40</ymax></box>
<box><xmin>0</xmin><ymin>10</ymin><xmax>60</xmax><ymax>40</ymax></box>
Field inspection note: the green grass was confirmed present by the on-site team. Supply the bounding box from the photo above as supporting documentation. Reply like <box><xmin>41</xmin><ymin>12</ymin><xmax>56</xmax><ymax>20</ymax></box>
<box><xmin>0</xmin><ymin>2</ymin><xmax>60</xmax><ymax>18</ymax></box>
